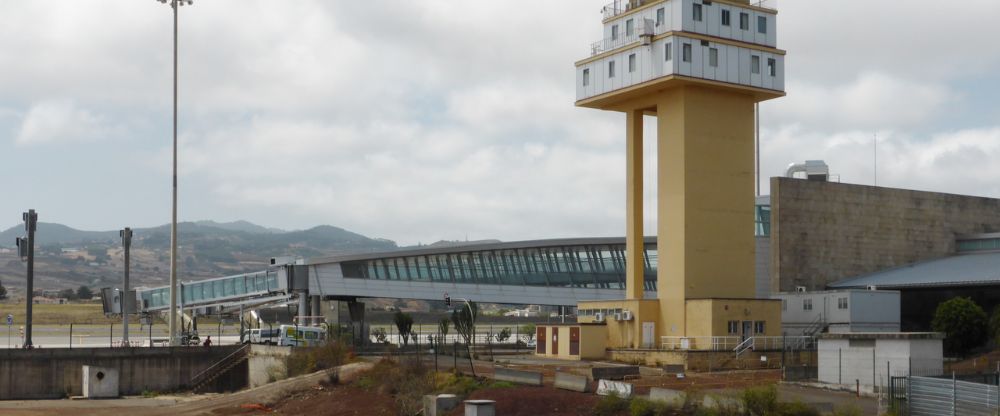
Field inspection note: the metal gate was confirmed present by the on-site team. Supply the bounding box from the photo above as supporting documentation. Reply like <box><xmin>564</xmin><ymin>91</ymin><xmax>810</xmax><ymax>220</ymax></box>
<box><xmin>888</xmin><ymin>376</ymin><xmax>908</xmax><ymax>414</ymax></box>
<box><xmin>909</xmin><ymin>376</ymin><xmax>1000</xmax><ymax>416</ymax></box>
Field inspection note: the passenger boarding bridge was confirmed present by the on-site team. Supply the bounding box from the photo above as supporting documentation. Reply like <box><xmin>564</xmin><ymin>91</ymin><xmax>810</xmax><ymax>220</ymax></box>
<box><xmin>135</xmin><ymin>237</ymin><xmax>659</xmax><ymax>314</ymax></box>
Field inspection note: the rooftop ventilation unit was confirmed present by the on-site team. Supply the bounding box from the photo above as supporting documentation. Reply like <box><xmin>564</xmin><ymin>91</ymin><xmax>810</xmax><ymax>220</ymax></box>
<box><xmin>795</xmin><ymin>286</ymin><xmax>807</xmax><ymax>293</ymax></box>
<box><xmin>786</xmin><ymin>160</ymin><xmax>830</xmax><ymax>182</ymax></box>
<box><xmin>594</xmin><ymin>312</ymin><xmax>605</xmax><ymax>323</ymax></box>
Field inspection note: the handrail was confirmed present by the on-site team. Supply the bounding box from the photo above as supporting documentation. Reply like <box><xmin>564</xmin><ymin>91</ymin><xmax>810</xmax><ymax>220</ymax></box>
<box><xmin>734</xmin><ymin>337</ymin><xmax>754</xmax><ymax>357</ymax></box>
<box><xmin>190</xmin><ymin>344</ymin><xmax>250</xmax><ymax>387</ymax></box>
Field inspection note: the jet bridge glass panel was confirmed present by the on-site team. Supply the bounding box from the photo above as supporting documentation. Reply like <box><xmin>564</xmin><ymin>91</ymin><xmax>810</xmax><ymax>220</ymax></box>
<box><xmin>338</xmin><ymin>243</ymin><xmax>658</xmax><ymax>291</ymax></box>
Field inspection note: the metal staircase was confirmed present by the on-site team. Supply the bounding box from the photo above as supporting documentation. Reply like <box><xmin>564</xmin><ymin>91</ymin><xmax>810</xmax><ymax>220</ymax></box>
<box><xmin>190</xmin><ymin>344</ymin><xmax>251</xmax><ymax>393</ymax></box>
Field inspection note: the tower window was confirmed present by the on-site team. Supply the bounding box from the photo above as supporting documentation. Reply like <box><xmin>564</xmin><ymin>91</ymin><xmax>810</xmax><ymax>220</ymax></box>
<box><xmin>721</xmin><ymin>9</ymin><xmax>731</xmax><ymax>26</ymax></box>
<box><xmin>583</xmin><ymin>68</ymin><xmax>590</xmax><ymax>86</ymax></box>
<box><xmin>767</xmin><ymin>58</ymin><xmax>776</xmax><ymax>76</ymax></box>
<box><xmin>626</xmin><ymin>19</ymin><xmax>634</xmax><ymax>37</ymax></box>
<box><xmin>751</xmin><ymin>55</ymin><xmax>760</xmax><ymax>74</ymax></box>
<box><xmin>740</xmin><ymin>12</ymin><xmax>749</xmax><ymax>30</ymax></box>
<box><xmin>758</xmin><ymin>16</ymin><xmax>767</xmax><ymax>34</ymax></box>
<box><xmin>693</xmin><ymin>4</ymin><xmax>703</xmax><ymax>22</ymax></box>
<box><xmin>611</xmin><ymin>24</ymin><xmax>619</xmax><ymax>41</ymax></box>
<box><xmin>628</xmin><ymin>54</ymin><xmax>636</xmax><ymax>73</ymax></box>
<box><xmin>682</xmin><ymin>43</ymin><xmax>692</xmax><ymax>62</ymax></box>
<box><xmin>609</xmin><ymin>61</ymin><xmax>616</xmax><ymax>78</ymax></box>
<box><xmin>656</xmin><ymin>8</ymin><xmax>665</xmax><ymax>26</ymax></box>
<box><xmin>709</xmin><ymin>48</ymin><xmax>718</xmax><ymax>67</ymax></box>
<box><xmin>664</xmin><ymin>42</ymin><xmax>672</xmax><ymax>61</ymax></box>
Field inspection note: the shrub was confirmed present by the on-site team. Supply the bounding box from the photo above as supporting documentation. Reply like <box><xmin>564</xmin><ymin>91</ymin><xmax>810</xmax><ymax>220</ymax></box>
<box><xmin>286</xmin><ymin>341</ymin><xmax>355</xmax><ymax>377</ymax></box>
<box><xmin>629</xmin><ymin>397</ymin><xmax>676</xmax><ymax>416</ymax></box>
<box><xmin>776</xmin><ymin>401</ymin><xmax>820</xmax><ymax>416</ymax></box>
<box><xmin>594</xmin><ymin>393</ymin><xmax>630</xmax><ymax>416</ymax></box>
<box><xmin>932</xmin><ymin>297</ymin><xmax>988</xmax><ymax>356</ymax></box>
<box><xmin>831</xmin><ymin>405</ymin><xmax>863</xmax><ymax>416</ymax></box>
<box><xmin>740</xmin><ymin>385</ymin><xmax>778</xmax><ymax>416</ymax></box>
<box><xmin>435</xmin><ymin>372</ymin><xmax>483</xmax><ymax>396</ymax></box>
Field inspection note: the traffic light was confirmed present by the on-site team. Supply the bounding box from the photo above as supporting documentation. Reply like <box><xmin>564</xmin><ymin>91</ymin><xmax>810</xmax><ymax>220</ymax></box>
<box><xmin>15</xmin><ymin>238</ymin><xmax>27</xmax><ymax>260</ymax></box>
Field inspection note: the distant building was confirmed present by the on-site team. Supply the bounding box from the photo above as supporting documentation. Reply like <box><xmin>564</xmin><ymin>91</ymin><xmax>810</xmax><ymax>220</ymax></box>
<box><xmin>504</xmin><ymin>305</ymin><xmax>542</xmax><ymax>318</ymax></box>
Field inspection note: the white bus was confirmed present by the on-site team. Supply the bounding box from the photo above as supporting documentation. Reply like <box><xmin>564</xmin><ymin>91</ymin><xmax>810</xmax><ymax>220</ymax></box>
<box><xmin>245</xmin><ymin>327</ymin><xmax>281</xmax><ymax>345</ymax></box>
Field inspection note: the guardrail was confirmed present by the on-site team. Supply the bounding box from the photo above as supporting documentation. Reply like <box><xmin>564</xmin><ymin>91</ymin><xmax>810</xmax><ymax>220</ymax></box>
<box><xmin>661</xmin><ymin>335</ymin><xmax>815</xmax><ymax>351</ymax></box>
<box><xmin>602</xmin><ymin>0</ymin><xmax>653</xmax><ymax>20</ymax></box>
<box><xmin>589</xmin><ymin>19</ymin><xmax>655</xmax><ymax>56</ymax></box>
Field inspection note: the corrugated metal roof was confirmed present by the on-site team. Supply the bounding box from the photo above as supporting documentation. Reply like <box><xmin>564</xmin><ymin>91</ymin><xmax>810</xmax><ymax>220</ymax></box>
<box><xmin>829</xmin><ymin>251</ymin><xmax>1000</xmax><ymax>289</ymax></box>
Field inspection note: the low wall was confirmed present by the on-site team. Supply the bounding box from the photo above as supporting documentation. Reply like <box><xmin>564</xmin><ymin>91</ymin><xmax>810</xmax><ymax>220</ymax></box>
<box><xmin>248</xmin><ymin>345</ymin><xmax>292</xmax><ymax>388</ymax></box>
<box><xmin>607</xmin><ymin>349</ymin><xmax>816</xmax><ymax>372</ymax></box>
<box><xmin>0</xmin><ymin>346</ymin><xmax>239</xmax><ymax>400</ymax></box>
<box><xmin>493</xmin><ymin>367</ymin><xmax>543</xmax><ymax>386</ymax></box>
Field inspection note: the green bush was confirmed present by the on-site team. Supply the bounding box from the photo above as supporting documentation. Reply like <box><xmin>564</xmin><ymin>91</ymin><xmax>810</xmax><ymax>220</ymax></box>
<box><xmin>830</xmin><ymin>405</ymin><xmax>863</xmax><ymax>416</ymax></box>
<box><xmin>740</xmin><ymin>385</ymin><xmax>778</xmax><ymax>416</ymax></box>
<box><xmin>629</xmin><ymin>397</ymin><xmax>676</xmax><ymax>416</ymax></box>
<box><xmin>932</xmin><ymin>297</ymin><xmax>988</xmax><ymax>356</ymax></box>
<box><xmin>594</xmin><ymin>393</ymin><xmax>630</xmax><ymax>416</ymax></box>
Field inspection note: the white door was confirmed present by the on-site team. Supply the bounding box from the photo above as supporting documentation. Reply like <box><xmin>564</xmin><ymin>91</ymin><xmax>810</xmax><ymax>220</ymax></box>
<box><xmin>642</xmin><ymin>322</ymin><xmax>655</xmax><ymax>349</ymax></box>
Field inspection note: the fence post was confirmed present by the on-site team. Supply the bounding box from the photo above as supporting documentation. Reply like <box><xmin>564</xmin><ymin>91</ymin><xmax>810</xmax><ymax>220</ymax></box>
<box><xmin>69</xmin><ymin>323</ymin><xmax>73</xmax><ymax>349</ymax></box>
<box><xmin>953</xmin><ymin>372</ymin><xmax>957</xmax><ymax>416</ymax></box>
<box><xmin>149</xmin><ymin>323</ymin><xmax>153</xmax><ymax>348</ymax></box>
<box><xmin>872</xmin><ymin>348</ymin><xmax>876</xmax><ymax>392</ymax></box>
<box><xmin>839</xmin><ymin>348</ymin><xmax>842</xmax><ymax>385</ymax></box>
<box><xmin>110</xmin><ymin>323</ymin><xmax>114</xmax><ymax>347</ymax></box>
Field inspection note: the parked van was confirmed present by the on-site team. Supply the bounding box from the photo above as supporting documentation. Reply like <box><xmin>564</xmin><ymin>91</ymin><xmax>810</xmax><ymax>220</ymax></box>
<box><xmin>277</xmin><ymin>325</ymin><xmax>327</xmax><ymax>347</ymax></box>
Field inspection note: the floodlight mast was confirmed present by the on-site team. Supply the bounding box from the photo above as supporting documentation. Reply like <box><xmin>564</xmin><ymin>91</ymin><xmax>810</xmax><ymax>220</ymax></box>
<box><xmin>152</xmin><ymin>0</ymin><xmax>193</xmax><ymax>346</ymax></box>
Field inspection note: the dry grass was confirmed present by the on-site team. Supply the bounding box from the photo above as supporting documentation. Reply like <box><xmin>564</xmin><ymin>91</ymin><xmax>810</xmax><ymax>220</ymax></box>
<box><xmin>0</xmin><ymin>303</ymin><xmax>132</xmax><ymax>325</ymax></box>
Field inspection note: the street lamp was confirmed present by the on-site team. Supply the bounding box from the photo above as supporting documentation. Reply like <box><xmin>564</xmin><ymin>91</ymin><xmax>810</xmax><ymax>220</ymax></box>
<box><xmin>153</xmin><ymin>0</ymin><xmax>194</xmax><ymax>346</ymax></box>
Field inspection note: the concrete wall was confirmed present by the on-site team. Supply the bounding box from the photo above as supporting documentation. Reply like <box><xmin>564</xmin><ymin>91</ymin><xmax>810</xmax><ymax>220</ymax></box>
<box><xmin>0</xmin><ymin>346</ymin><xmax>240</xmax><ymax>400</ymax></box>
<box><xmin>818</xmin><ymin>337</ymin><xmax>943</xmax><ymax>390</ymax></box>
<box><xmin>770</xmin><ymin>178</ymin><xmax>1000</xmax><ymax>291</ymax></box>
<box><xmin>248</xmin><ymin>344</ymin><xmax>291</xmax><ymax>388</ymax></box>
<box><xmin>578</xmin><ymin>299</ymin><xmax>659</xmax><ymax>349</ymax></box>
<box><xmin>755</xmin><ymin>236</ymin><xmax>771</xmax><ymax>298</ymax></box>
<box><xmin>685</xmin><ymin>299</ymin><xmax>782</xmax><ymax>340</ymax></box>
<box><xmin>535</xmin><ymin>324</ymin><xmax>607</xmax><ymax>360</ymax></box>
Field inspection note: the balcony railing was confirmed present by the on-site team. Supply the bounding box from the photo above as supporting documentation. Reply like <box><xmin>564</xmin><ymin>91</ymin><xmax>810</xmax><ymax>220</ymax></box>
<box><xmin>603</xmin><ymin>0</ymin><xmax>776</xmax><ymax>20</ymax></box>
<box><xmin>589</xmin><ymin>18</ymin><xmax>655</xmax><ymax>56</ymax></box>
<box><xmin>602</xmin><ymin>0</ymin><xmax>654</xmax><ymax>20</ymax></box>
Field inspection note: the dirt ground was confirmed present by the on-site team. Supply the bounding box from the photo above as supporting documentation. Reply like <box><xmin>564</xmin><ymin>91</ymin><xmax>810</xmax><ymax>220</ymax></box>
<box><xmin>448</xmin><ymin>386</ymin><xmax>602</xmax><ymax>416</ymax></box>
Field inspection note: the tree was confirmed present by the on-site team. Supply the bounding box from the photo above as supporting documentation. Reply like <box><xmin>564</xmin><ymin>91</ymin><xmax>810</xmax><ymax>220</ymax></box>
<box><xmin>520</xmin><ymin>323</ymin><xmax>536</xmax><ymax>344</ymax></box>
<box><xmin>393</xmin><ymin>311</ymin><xmax>414</xmax><ymax>347</ymax></box>
<box><xmin>989</xmin><ymin>305</ymin><xmax>1000</xmax><ymax>346</ymax></box>
<box><xmin>76</xmin><ymin>286</ymin><xmax>93</xmax><ymax>300</ymax></box>
<box><xmin>438</xmin><ymin>318</ymin><xmax>450</xmax><ymax>347</ymax></box>
<box><xmin>0</xmin><ymin>282</ymin><xmax>6</xmax><ymax>300</ymax></box>
<box><xmin>451</xmin><ymin>301</ymin><xmax>478</xmax><ymax>346</ymax></box>
<box><xmin>495</xmin><ymin>328</ymin><xmax>511</xmax><ymax>343</ymax></box>
<box><xmin>59</xmin><ymin>289</ymin><xmax>78</xmax><ymax>301</ymax></box>
<box><xmin>932</xmin><ymin>297</ymin><xmax>987</xmax><ymax>356</ymax></box>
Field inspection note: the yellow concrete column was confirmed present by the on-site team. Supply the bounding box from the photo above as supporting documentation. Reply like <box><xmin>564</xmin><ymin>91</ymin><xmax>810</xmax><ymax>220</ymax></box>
<box><xmin>625</xmin><ymin>109</ymin><xmax>644</xmax><ymax>300</ymax></box>
<box><xmin>657</xmin><ymin>86</ymin><xmax>757</xmax><ymax>337</ymax></box>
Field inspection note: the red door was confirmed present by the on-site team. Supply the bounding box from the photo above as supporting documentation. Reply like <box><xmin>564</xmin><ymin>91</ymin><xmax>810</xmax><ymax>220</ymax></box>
<box><xmin>551</xmin><ymin>328</ymin><xmax>559</xmax><ymax>355</ymax></box>
<box><xmin>536</xmin><ymin>327</ymin><xmax>546</xmax><ymax>354</ymax></box>
<box><xmin>569</xmin><ymin>327</ymin><xmax>580</xmax><ymax>356</ymax></box>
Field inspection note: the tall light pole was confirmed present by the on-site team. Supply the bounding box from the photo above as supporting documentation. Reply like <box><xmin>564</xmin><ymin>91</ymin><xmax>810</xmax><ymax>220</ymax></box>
<box><xmin>120</xmin><ymin>227</ymin><xmax>133</xmax><ymax>346</ymax></box>
<box><xmin>154</xmin><ymin>0</ymin><xmax>193</xmax><ymax>346</ymax></box>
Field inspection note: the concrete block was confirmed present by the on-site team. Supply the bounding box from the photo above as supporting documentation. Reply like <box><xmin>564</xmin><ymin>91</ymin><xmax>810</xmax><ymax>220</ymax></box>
<box><xmin>591</xmin><ymin>365</ymin><xmax>640</xmax><ymax>381</ymax></box>
<box><xmin>554</xmin><ymin>372</ymin><xmax>588</xmax><ymax>393</ymax></box>
<box><xmin>464</xmin><ymin>399</ymin><xmax>495</xmax><ymax>416</ymax></box>
<box><xmin>596</xmin><ymin>379</ymin><xmax>633</xmax><ymax>398</ymax></box>
<box><xmin>649</xmin><ymin>387</ymin><xmax>685</xmax><ymax>405</ymax></box>
<box><xmin>424</xmin><ymin>394</ymin><xmax>460</xmax><ymax>416</ymax></box>
<box><xmin>493</xmin><ymin>367</ymin><xmax>543</xmax><ymax>386</ymax></box>
<box><xmin>82</xmin><ymin>366</ymin><xmax>119</xmax><ymax>399</ymax></box>
<box><xmin>662</xmin><ymin>364</ymin><xmax>685</xmax><ymax>374</ymax></box>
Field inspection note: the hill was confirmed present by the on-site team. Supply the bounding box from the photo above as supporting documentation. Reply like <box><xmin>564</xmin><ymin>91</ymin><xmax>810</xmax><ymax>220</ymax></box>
<box><xmin>0</xmin><ymin>220</ymin><xmax>398</xmax><ymax>291</ymax></box>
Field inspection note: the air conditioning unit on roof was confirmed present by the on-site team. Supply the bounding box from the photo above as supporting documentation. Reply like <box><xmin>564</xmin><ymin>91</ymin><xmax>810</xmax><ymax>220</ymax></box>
<box><xmin>594</xmin><ymin>312</ymin><xmax>605</xmax><ymax>323</ymax></box>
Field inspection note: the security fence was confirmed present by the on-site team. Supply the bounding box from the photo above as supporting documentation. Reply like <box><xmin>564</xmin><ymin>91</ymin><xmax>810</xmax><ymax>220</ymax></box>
<box><xmin>905</xmin><ymin>375</ymin><xmax>1000</xmax><ymax>416</ymax></box>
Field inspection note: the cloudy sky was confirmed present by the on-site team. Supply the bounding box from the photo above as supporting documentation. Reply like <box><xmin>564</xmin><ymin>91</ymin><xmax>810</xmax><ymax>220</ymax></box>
<box><xmin>3</xmin><ymin>0</ymin><xmax>1000</xmax><ymax>245</ymax></box>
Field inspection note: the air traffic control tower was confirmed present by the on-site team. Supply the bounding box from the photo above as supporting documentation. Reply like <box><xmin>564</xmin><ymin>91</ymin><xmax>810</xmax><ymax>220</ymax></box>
<box><xmin>545</xmin><ymin>0</ymin><xmax>786</xmax><ymax>356</ymax></box>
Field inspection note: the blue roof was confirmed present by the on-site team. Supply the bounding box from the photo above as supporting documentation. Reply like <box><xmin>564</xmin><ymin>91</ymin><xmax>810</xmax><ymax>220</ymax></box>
<box><xmin>829</xmin><ymin>251</ymin><xmax>1000</xmax><ymax>289</ymax></box>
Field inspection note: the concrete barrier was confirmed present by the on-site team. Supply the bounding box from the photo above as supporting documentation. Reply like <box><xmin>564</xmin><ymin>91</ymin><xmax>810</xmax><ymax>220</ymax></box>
<box><xmin>591</xmin><ymin>365</ymin><xmax>640</xmax><ymax>381</ymax></box>
<box><xmin>554</xmin><ymin>372</ymin><xmax>589</xmax><ymax>393</ymax></box>
<box><xmin>649</xmin><ymin>387</ymin><xmax>685</xmax><ymax>405</ymax></box>
<box><xmin>464</xmin><ymin>400</ymin><xmax>496</xmax><ymax>416</ymax></box>
<box><xmin>662</xmin><ymin>364</ymin><xmax>685</xmax><ymax>375</ymax></box>
<box><xmin>423</xmin><ymin>393</ymin><xmax>460</xmax><ymax>416</ymax></box>
<box><xmin>82</xmin><ymin>366</ymin><xmax>119</xmax><ymax>399</ymax></box>
<box><xmin>493</xmin><ymin>367</ymin><xmax>543</xmax><ymax>386</ymax></box>
<box><xmin>596</xmin><ymin>379</ymin><xmax>633</xmax><ymax>398</ymax></box>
